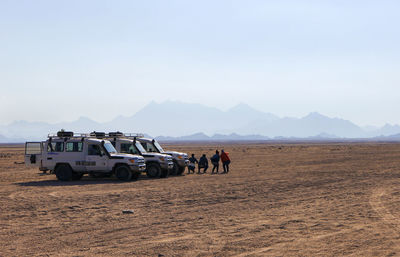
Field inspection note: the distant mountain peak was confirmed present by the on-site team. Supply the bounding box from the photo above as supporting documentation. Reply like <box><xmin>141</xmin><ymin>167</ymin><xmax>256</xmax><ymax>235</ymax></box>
<box><xmin>228</xmin><ymin>103</ymin><xmax>254</xmax><ymax>111</ymax></box>
<box><xmin>2</xmin><ymin>100</ymin><xmax>400</xmax><ymax>141</ymax></box>
<box><xmin>77</xmin><ymin>116</ymin><xmax>94</xmax><ymax>122</ymax></box>
<box><xmin>305</xmin><ymin>112</ymin><xmax>325</xmax><ymax>118</ymax></box>
<box><xmin>302</xmin><ymin>112</ymin><xmax>336</xmax><ymax>121</ymax></box>
<box><xmin>382</xmin><ymin>123</ymin><xmax>400</xmax><ymax>129</ymax></box>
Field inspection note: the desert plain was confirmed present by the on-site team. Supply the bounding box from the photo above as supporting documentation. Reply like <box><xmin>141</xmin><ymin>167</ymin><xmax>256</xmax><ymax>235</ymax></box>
<box><xmin>1</xmin><ymin>142</ymin><xmax>400</xmax><ymax>256</ymax></box>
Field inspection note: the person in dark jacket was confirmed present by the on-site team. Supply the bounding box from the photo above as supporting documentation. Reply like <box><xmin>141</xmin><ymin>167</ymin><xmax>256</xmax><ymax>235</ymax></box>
<box><xmin>188</xmin><ymin>154</ymin><xmax>198</xmax><ymax>174</ymax></box>
<box><xmin>198</xmin><ymin>154</ymin><xmax>208</xmax><ymax>174</ymax></box>
<box><xmin>210</xmin><ymin>150</ymin><xmax>220</xmax><ymax>174</ymax></box>
<box><xmin>220</xmin><ymin>149</ymin><xmax>231</xmax><ymax>173</ymax></box>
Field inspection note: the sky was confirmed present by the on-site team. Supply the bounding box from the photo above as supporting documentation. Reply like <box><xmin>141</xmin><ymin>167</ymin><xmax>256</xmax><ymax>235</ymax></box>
<box><xmin>1</xmin><ymin>0</ymin><xmax>399</xmax><ymax>127</ymax></box>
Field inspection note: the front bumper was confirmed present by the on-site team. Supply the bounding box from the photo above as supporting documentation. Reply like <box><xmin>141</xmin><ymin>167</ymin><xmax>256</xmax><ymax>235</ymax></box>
<box><xmin>130</xmin><ymin>164</ymin><xmax>146</xmax><ymax>172</ymax></box>
<box><xmin>175</xmin><ymin>158</ymin><xmax>189</xmax><ymax>167</ymax></box>
<box><xmin>161</xmin><ymin>161</ymin><xmax>174</xmax><ymax>170</ymax></box>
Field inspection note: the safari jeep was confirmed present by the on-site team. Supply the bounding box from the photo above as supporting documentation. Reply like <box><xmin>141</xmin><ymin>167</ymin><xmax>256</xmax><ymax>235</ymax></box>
<box><xmin>137</xmin><ymin>137</ymin><xmax>189</xmax><ymax>175</ymax></box>
<box><xmin>24</xmin><ymin>131</ymin><xmax>146</xmax><ymax>181</ymax></box>
<box><xmin>90</xmin><ymin>132</ymin><xmax>174</xmax><ymax>178</ymax></box>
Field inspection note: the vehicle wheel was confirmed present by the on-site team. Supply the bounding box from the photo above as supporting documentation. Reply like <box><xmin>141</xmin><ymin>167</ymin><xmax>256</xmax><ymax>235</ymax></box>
<box><xmin>170</xmin><ymin>161</ymin><xmax>179</xmax><ymax>176</ymax></box>
<box><xmin>131</xmin><ymin>172</ymin><xmax>140</xmax><ymax>181</ymax></box>
<box><xmin>160</xmin><ymin>168</ymin><xmax>169</xmax><ymax>178</ymax></box>
<box><xmin>55</xmin><ymin>164</ymin><xmax>73</xmax><ymax>181</ymax></box>
<box><xmin>146</xmin><ymin>163</ymin><xmax>161</xmax><ymax>178</ymax></box>
<box><xmin>72</xmin><ymin>172</ymin><xmax>83</xmax><ymax>180</ymax></box>
<box><xmin>115</xmin><ymin>165</ymin><xmax>133</xmax><ymax>181</ymax></box>
<box><xmin>177</xmin><ymin>166</ymin><xmax>185</xmax><ymax>175</ymax></box>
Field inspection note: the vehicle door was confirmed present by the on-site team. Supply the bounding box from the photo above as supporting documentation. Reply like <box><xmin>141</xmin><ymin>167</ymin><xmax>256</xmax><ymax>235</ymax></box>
<box><xmin>65</xmin><ymin>141</ymin><xmax>86</xmax><ymax>172</ymax></box>
<box><xmin>44</xmin><ymin>141</ymin><xmax>65</xmax><ymax>170</ymax></box>
<box><xmin>86</xmin><ymin>144</ymin><xmax>108</xmax><ymax>171</ymax></box>
<box><xmin>25</xmin><ymin>142</ymin><xmax>42</xmax><ymax>168</ymax></box>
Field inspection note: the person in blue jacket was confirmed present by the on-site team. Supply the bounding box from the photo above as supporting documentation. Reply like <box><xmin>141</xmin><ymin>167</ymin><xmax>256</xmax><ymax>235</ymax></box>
<box><xmin>188</xmin><ymin>154</ymin><xmax>198</xmax><ymax>174</ymax></box>
<box><xmin>210</xmin><ymin>150</ymin><xmax>220</xmax><ymax>174</ymax></box>
<box><xmin>198</xmin><ymin>154</ymin><xmax>208</xmax><ymax>174</ymax></box>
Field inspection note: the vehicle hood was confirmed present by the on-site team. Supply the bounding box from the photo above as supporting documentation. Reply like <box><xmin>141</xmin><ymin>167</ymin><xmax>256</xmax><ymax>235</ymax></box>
<box><xmin>110</xmin><ymin>153</ymin><xmax>143</xmax><ymax>159</ymax></box>
<box><xmin>164</xmin><ymin>151</ymin><xmax>187</xmax><ymax>156</ymax></box>
<box><xmin>143</xmin><ymin>153</ymin><xmax>171</xmax><ymax>158</ymax></box>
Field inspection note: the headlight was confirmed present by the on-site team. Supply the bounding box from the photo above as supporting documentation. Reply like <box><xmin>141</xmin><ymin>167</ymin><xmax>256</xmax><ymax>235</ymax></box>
<box><xmin>129</xmin><ymin>159</ymin><xmax>135</xmax><ymax>164</ymax></box>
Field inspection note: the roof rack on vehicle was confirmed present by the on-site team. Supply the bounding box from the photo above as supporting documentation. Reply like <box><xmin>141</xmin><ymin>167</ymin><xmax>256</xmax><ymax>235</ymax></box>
<box><xmin>48</xmin><ymin>131</ymin><xmax>146</xmax><ymax>139</ymax></box>
<box><xmin>108</xmin><ymin>131</ymin><xmax>124</xmax><ymax>137</ymax></box>
<box><xmin>91</xmin><ymin>132</ymin><xmax>145</xmax><ymax>138</ymax></box>
<box><xmin>90</xmin><ymin>131</ymin><xmax>106</xmax><ymax>138</ymax></box>
<box><xmin>122</xmin><ymin>133</ymin><xmax>145</xmax><ymax>138</ymax></box>
<box><xmin>48</xmin><ymin>131</ymin><xmax>90</xmax><ymax>138</ymax></box>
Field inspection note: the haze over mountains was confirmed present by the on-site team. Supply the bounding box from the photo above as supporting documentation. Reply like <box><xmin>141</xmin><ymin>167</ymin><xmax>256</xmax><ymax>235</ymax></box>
<box><xmin>1</xmin><ymin>101</ymin><xmax>400</xmax><ymax>142</ymax></box>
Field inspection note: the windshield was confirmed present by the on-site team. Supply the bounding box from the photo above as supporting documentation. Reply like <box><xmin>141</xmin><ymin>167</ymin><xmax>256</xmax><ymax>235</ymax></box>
<box><xmin>103</xmin><ymin>142</ymin><xmax>118</xmax><ymax>154</ymax></box>
<box><xmin>153</xmin><ymin>140</ymin><xmax>164</xmax><ymax>152</ymax></box>
<box><xmin>135</xmin><ymin>141</ymin><xmax>147</xmax><ymax>154</ymax></box>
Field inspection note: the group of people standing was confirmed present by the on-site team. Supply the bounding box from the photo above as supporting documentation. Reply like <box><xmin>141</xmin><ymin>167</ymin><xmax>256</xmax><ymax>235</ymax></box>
<box><xmin>187</xmin><ymin>150</ymin><xmax>231</xmax><ymax>174</ymax></box>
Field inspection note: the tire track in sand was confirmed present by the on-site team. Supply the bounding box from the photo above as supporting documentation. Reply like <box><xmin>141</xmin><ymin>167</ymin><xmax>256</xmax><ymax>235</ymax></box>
<box><xmin>368</xmin><ymin>187</ymin><xmax>400</xmax><ymax>255</ymax></box>
<box><xmin>232</xmin><ymin>226</ymin><xmax>365</xmax><ymax>257</ymax></box>
<box><xmin>233</xmin><ymin>188</ymin><xmax>400</xmax><ymax>257</ymax></box>
<box><xmin>369</xmin><ymin>187</ymin><xmax>400</xmax><ymax>234</ymax></box>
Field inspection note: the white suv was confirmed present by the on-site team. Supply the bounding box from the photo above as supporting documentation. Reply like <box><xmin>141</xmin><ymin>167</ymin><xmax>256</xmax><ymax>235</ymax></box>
<box><xmin>25</xmin><ymin>132</ymin><xmax>146</xmax><ymax>181</ymax></box>
<box><xmin>93</xmin><ymin>132</ymin><xmax>174</xmax><ymax>178</ymax></box>
<box><xmin>137</xmin><ymin>137</ymin><xmax>188</xmax><ymax>175</ymax></box>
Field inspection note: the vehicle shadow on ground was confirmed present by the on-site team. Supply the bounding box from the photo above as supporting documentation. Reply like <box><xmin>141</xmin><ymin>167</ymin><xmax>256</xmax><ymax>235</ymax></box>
<box><xmin>15</xmin><ymin>174</ymin><xmax>160</xmax><ymax>187</ymax></box>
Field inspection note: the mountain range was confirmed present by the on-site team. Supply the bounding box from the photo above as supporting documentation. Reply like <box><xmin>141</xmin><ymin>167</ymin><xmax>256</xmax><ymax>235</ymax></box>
<box><xmin>1</xmin><ymin>101</ymin><xmax>400</xmax><ymax>142</ymax></box>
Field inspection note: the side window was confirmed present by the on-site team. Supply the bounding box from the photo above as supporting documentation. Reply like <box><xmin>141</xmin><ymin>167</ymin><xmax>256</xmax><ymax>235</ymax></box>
<box><xmin>121</xmin><ymin>143</ymin><xmax>138</xmax><ymax>154</ymax></box>
<box><xmin>140</xmin><ymin>142</ymin><xmax>148</xmax><ymax>151</ymax></box>
<box><xmin>88</xmin><ymin>144</ymin><xmax>103</xmax><ymax>156</ymax></box>
<box><xmin>25</xmin><ymin>142</ymin><xmax>42</xmax><ymax>155</ymax></box>
<box><xmin>145</xmin><ymin>142</ymin><xmax>156</xmax><ymax>152</ymax></box>
<box><xmin>66</xmin><ymin>142</ymin><xmax>83</xmax><ymax>152</ymax></box>
<box><xmin>47</xmin><ymin>142</ymin><xmax>64</xmax><ymax>152</ymax></box>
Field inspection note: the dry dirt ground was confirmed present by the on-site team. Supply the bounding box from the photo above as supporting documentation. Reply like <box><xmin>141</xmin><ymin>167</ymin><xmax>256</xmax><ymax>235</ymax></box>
<box><xmin>1</xmin><ymin>143</ymin><xmax>400</xmax><ymax>256</ymax></box>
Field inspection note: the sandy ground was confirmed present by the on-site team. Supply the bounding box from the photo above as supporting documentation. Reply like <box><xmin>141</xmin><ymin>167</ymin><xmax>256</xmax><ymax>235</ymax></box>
<box><xmin>1</xmin><ymin>143</ymin><xmax>400</xmax><ymax>256</ymax></box>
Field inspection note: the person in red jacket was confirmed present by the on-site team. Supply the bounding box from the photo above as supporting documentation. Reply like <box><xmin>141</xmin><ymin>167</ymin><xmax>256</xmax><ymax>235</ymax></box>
<box><xmin>220</xmin><ymin>149</ymin><xmax>231</xmax><ymax>173</ymax></box>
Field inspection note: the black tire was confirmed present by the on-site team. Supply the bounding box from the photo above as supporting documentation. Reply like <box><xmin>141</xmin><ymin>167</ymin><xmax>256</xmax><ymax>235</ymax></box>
<box><xmin>170</xmin><ymin>161</ymin><xmax>179</xmax><ymax>176</ymax></box>
<box><xmin>72</xmin><ymin>172</ymin><xmax>83</xmax><ymax>180</ymax></box>
<box><xmin>131</xmin><ymin>172</ymin><xmax>140</xmax><ymax>181</ymax></box>
<box><xmin>146</xmin><ymin>163</ymin><xmax>161</xmax><ymax>178</ymax></box>
<box><xmin>177</xmin><ymin>166</ymin><xmax>185</xmax><ymax>175</ymax></box>
<box><xmin>160</xmin><ymin>168</ymin><xmax>169</xmax><ymax>178</ymax></box>
<box><xmin>55</xmin><ymin>164</ymin><xmax>73</xmax><ymax>181</ymax></box>
<box><xmin>115</xmin><ymin>165</ymin><xmax>133</xmax><ymax>181</ymax></box>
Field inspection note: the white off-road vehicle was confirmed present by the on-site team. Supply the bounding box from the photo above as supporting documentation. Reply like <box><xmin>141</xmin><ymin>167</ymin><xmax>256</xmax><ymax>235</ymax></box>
<box><xmin>24</xmin><ymin>131</ymin><xmax>146</xmax><ymax>181</ymax></box>
<box><xmin>137</xmin><ymin>137</ymin><xmax>189</xmax><ymax>175</ymax></box>
<box><xmin>90</xmin><ymin>132</ymin><xmax>173</xmax><ymax>178</ymax></box>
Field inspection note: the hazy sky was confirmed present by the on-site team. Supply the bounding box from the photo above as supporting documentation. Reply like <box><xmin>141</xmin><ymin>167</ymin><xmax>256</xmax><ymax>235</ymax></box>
<box><xmin>1</xmin><ymin>0</ymin><xmax>399</xmax><ymax>126</ymax></box>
